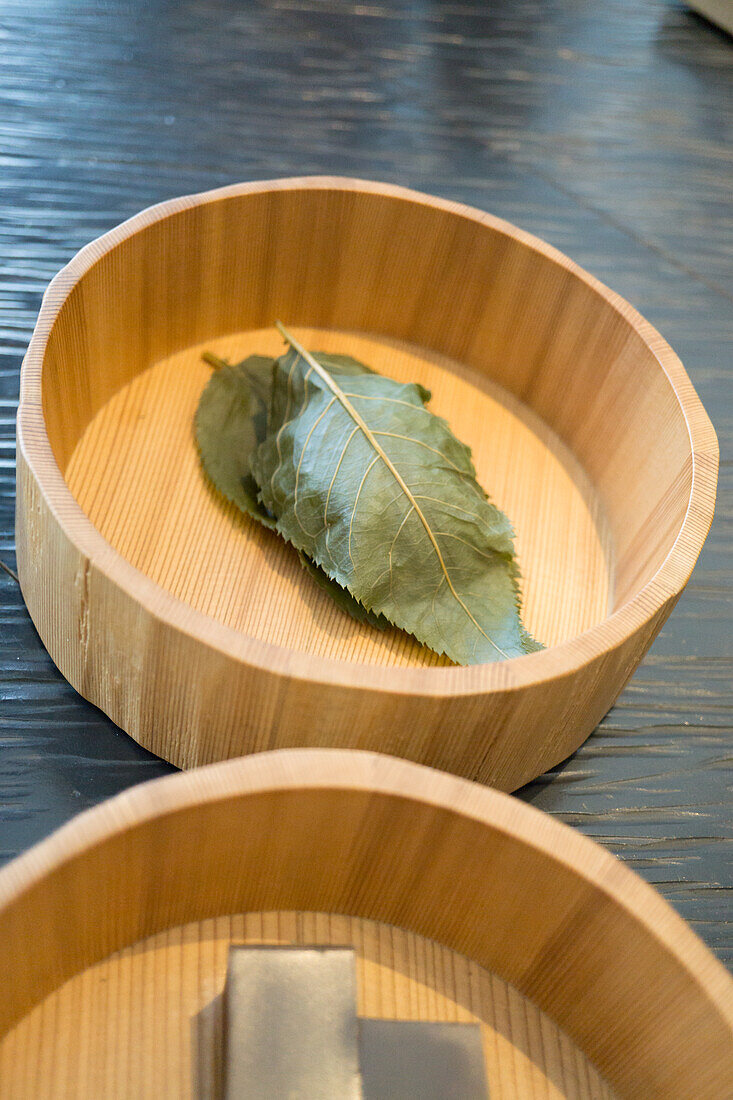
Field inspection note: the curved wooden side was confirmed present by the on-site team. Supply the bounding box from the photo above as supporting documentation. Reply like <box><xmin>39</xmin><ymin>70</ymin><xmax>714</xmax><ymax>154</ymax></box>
<box><xmin>15</xmin><ymin>177</ymin><xmax>718</xmax><ymax>783</ymax></box>
<box><xmin>0</xmin><ymin>751</ymin><xmax>730</xmax><ymax>1098</ymax></box>
<box><xmin>15</xmin><ymin>441</ymin><xmax>672</xmax><ymax>785</ymax></box>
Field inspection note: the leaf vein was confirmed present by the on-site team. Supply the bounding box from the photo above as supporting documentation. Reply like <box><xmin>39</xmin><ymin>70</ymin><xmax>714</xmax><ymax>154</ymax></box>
<box><xmin>276</xmin><ymin>323</ymin><xmax>510</xmax><ymax>659</ymax></box>
<box><xmin>413</xmin><ymin>495</ymin><xmax>483</xmax><ymax>521</ymax></box>
<box><xmin>371</xmin><ymin>430</ymin><xmax>463</xmax><ymax>471</ymax></box>
<box><xmin>324</xmin><ymin>425</ymin><xmax>359</xmax><ymax>565</ymax></box>
<box><xmin>271</xmin><ymin>359</ymin><xmax>312</xmax><ymax>500</ymax></box>
<box><xmin>348</xmin><ymin>455</ymin><xmax>379</xmax><ymax>567</ymax></box>
<box><xmin>389</xmin><ymin>504</ymin><xmax>415</xmax><ymax>605</ymax></box>
<box><xmin>293</xmin><ymin>394</ymin><xmax>336</xmax><ymax>537</ymax></box>
<box><xmin>433</xmin><ymin>531</ymin><xmax>501</xmax><ymax>563</ymax></box>
<box><xmin>341</xmin><ymin>392</ymin><xmax>431</xmax><ymax>414</ymax></box>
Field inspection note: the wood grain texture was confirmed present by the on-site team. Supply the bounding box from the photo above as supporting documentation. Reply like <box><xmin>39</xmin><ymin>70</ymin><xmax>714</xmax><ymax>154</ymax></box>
<box><xmin>0</xmin><ymin>0</ymin><xmax>730</xmax><ymax>961</ymax></box>
<box><xmin>0</xmin><ymin>911</ymin><xmax>615</xmax><ymax>1100</ymax></box>
<box><xmin>15</xmin><ymin>178</ymin><xmax>717</xmax><ymax>789</ymax></box>
<box><xmin>65</xmin><ymin>327</ymin><xmax>612</xmax><ymax>663</ymax></box>
<box><xmin>0</xmin><ymin>751</ymin><xmax>730</xmax><ymax>1098</ymax></box>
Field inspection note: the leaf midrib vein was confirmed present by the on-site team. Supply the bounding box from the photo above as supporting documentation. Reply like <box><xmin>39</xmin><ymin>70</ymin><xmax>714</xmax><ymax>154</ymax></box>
<box><xmin>275</xmin><ymin>322</ymin><xmax>509</xmax><ymax>659</ymax></box>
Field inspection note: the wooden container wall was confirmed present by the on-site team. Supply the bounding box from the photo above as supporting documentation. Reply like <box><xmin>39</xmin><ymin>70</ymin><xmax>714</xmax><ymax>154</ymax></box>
<box><xmin>0</xmin><ymin>751</ymin><xmax>730</xmax><ymax>1098</ymax></box>
<box><xmin>15</xmin><ymin>178</ymin><xmax>718</xmax><ymax>786</ymax></box>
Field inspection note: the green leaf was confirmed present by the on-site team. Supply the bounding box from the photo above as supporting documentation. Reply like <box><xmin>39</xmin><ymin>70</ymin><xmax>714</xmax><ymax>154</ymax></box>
<box><xmin>296</xmin><ymin>550</ymin><xmax>388</xmax><ymax>629</ymax></box>
<box><xmin>196</xmin><ymin>351</ymin><xmax>388</xmax><ymax>630</ymax></box>
<box><xmin>196</xmin><ymin>353</ymin><xmax>277</xmax><ymax>527</ymax></box>
<box><xmin>251</xmin><ymin>324</ymin><xmax>541</xmax><ymax>665</ymax></box>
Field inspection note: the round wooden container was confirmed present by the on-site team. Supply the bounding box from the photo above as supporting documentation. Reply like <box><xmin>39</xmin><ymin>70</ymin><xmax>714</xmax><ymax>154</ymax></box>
<box><xmin>16</xmin><ymin>178</ymin><xmax>717</xmax><ymax>787</ymax></box>
<box><xmin>0</xmin><ymin>750</ymin><xmax>730</xmax><ymax>1098</ymax></box>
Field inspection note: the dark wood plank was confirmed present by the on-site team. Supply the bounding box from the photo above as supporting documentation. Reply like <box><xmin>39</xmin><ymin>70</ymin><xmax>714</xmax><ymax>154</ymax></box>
<box><xmin>0</xmin><ymin>0</ymin><xmax>730</xmax><ymax>967</ymax></box>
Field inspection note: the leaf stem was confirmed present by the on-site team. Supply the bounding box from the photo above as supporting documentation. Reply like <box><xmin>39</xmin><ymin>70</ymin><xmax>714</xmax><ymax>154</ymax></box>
<box><xmin>202</xmin><ymin>351</ymin><xmax>230</xmax><ymax>371</ymax></box>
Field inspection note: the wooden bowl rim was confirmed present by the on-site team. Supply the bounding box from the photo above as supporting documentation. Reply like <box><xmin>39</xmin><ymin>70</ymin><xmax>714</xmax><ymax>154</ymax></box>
<box><xmin>17</xmin><ymin>176</ymin><xmax>719</xmax><ymax>694</ymax></box>
<box><xmin>0</xmin><ymin>748</ymin><xmax>731</xmax><ymax>1030</ymax></box>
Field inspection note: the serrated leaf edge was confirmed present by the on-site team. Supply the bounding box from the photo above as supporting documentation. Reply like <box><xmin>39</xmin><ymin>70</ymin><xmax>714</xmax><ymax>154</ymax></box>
<box><xmin>275</xmin><ymin>321</ymin><xmax>514</xmax><ymax>661</ymax></box>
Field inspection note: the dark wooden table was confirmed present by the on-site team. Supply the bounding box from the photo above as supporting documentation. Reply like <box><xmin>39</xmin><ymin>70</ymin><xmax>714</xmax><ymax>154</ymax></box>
<box><xmin>1</xmin><ymin>0</ymin><xmax>731</xmax><ymax>966</ymax></box>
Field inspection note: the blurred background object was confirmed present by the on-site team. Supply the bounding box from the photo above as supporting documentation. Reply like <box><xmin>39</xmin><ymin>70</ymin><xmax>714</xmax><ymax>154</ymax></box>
<box><xmin>688</xmin><ymin>0</ymin><xmax>733</xmax><ymax>34</ymax></box>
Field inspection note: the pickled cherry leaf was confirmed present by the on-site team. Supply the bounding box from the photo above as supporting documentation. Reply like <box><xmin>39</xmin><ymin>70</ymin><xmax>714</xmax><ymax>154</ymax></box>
<box><xmin>251</xmin><ymin>325</ymin><xmax>541</xmax><ymax>665</ymax></box>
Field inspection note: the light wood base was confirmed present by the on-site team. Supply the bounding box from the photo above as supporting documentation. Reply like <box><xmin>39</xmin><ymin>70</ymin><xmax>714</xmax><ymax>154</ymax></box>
<box><xmin>0</xmin><ymin>911</ymin><xmax>615</xmax><ymax>1100</ymax></box>
<box><xmin>65</xmin><ymin>327</ymin><xmax>612</xmax><ymax>666</ymax></box>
